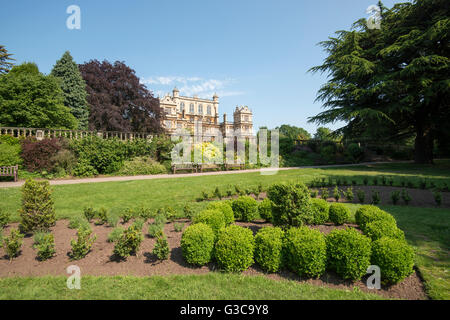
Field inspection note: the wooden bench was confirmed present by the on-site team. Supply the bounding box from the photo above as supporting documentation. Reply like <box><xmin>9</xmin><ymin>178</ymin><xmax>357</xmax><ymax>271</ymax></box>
<box><xmin>224</xmin><ymin>163</ymin><xmax>245</xmax><ymax>171</ymax></box>
<box><xmin>197</xmin><ymin>163</ymin><xmax>222</xmax><ymax>173</ymax></box>
<box><xmin>0</xmin><ymin>165</ymin><xmax>18</xmax><ymax>182</ymax></box>
<box><xmin>172</xmin><ymin>163</ymin><xmax>198</xmax><ymax>174</ymax></box>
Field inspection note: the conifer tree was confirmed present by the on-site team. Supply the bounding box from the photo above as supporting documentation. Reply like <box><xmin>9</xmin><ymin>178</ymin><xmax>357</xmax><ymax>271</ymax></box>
<box><xmin>51</xmin><ymin>51</ymin><xmax>89</xmax><ymax>130</ymax></box>
<box><xmin>0</xmin><ymin>45</ymin><xmax>15</xmax><ymax>74</ymax></box>
<box><xmin>309</xmin><ymin>0</ymin><xmax>449</xmax><ymax>163</ymax></box>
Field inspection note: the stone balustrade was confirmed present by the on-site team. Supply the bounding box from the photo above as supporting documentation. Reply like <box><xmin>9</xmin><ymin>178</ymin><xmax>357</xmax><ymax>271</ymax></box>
<box><xmin>0</xmin><ymin>127</ymin><xmax>153</xmax><ymax>141</ymax></box>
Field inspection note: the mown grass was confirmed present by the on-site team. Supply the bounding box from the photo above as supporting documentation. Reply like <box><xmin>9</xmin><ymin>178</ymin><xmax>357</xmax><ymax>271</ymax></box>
<box><xmin>0</xmin><ymin>160</ymin><xmax>448</xmax><ymax>300</ymax></box>
<box><xmin>1</xmin><ymin>161</ymin><xmax>449</xmax><ymax>221</ymax></box>
<box><xmin>0</xmin><ymin>273</ymin><xmax>385</xmax><ymax>300</ymax></box>
<box><xmin>378</xmin><ymin>205</ymin><xmax>450</xmax><ymax>300</ymax></box>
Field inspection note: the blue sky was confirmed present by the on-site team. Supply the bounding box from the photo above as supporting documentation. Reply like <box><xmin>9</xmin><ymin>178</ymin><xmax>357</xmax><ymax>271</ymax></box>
<box><xmin>1</xmin><ymin>0</ymin><xmax>399</xmax><ymax>135</ymax></box>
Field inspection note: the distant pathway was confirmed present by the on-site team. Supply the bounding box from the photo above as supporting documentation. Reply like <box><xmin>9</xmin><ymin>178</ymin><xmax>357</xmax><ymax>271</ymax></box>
<box><xmin>0</xmin><ymin>161</ymin><xmax>410</xmax><ymax>188</ymax></box>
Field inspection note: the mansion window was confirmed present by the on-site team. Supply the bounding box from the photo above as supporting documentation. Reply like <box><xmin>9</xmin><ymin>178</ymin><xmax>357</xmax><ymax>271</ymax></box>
<box><xmin>164</xmin><ymin>107</ymin><xmax>171</xmax><ymax>115</ymax></box>
<box><xmin>198</xmin><ymin>104</ymin><xmax>203</xmax><ymax>114</ymax></box>
<box><xmin>244</xmin><ymin>115</ymin><xmax>249</xmax><ymax>122</ymax></box>
<box><xmin>189</xmin><ymin>104</ymin><xmax>194</xmax><ymax>113</ymax></box>
<box><xmin>207</xmin><ymin>105</ymin><xmax>211</xmax><ymax>115</ymax></box>
<box><xmin>180</xmin><ymin>102</ymin><xmax>185</xmax><ymax>112</ymax></box>
<box><xmin>164</xmin><ymin>120</ymin><xmax>172</xmax><ymax>128</ymax></box>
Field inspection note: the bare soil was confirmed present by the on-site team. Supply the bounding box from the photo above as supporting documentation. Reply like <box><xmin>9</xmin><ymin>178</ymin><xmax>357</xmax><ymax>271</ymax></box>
<box><xmin>0</xmin><ymin>219</ymin><xmax>427</xmax><ymax>300</ymax></box>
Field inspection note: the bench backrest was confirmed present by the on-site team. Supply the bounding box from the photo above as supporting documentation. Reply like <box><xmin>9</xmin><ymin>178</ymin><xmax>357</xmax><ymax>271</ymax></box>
<box><xmin>0</xmin><ymin>165</ymin><xmax>18</xmax><ymax>176</ymax></box>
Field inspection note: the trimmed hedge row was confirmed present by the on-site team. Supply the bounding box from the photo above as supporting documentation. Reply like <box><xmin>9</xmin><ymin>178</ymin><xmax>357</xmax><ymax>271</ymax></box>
<box><xmin>181</xmin><ymin>199</ymin><xmax>414</xmax><ymax>285</ymax></box>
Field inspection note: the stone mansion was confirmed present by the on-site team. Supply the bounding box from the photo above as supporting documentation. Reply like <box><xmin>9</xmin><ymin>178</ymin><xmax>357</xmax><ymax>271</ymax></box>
<box><xmin>159</xmin><ymin>88</ymin><xmax>254</xmax><ymax>140</ymax></box>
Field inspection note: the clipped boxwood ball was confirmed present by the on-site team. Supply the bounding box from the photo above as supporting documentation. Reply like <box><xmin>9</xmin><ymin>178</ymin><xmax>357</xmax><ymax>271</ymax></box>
<box><xmin>363</xmin><ymin>219</ymin><xmax>405</xmax><ymax>241</ymax></box>
<box><xmin>355</xmin><ymin>205</ymin><xmax>396</xmax><ymax>229</ymax></box>
<box><xmin>181</xmin><ymin>223</ymin><xmax>215</xmax><ymax>266</ymax></box>
<box><xmin>192</xmin><ymin>209</ymin><xmax>225</xmax><ymax>235</ymax></box>
<box><xmin>371</xmin><ymin>237</ymin><xmax>414</xmax><ymax>285</ymax></box>
<box><xmin>258</xmin><ymin>198</ymin><xmax>273</xmax><ymax>222</ymax></box>
<box><xmin>311</xmin><ymin>198</ymin><xmax>329</xmax><ymax>225</ymax></box>
<box><xmin>231</xmin><ymin>196</ymin><xmax>259</xmax><ymax>222</ymax></box>
<box><xmin>254</xmin><ymin>226</ymin><xmax>284</xmax><ymax>273</ymax></box>
<box><xmin>215</xmin><ymin>225</ymin><xmax>255</xmax><ymax>272</ymax></box>
<box><xmin>328</xmin><ymin>203</ymin><xmax>350</xmax><ymax>225</ymax></box>
<box><xmin>326</xmin><ymin>228</ymin><xmax>372</xmax><ymax>280</ymax></box>
<box><xmin>206</xmin><ymin>201</ymin><xmax>234</xmax><ymax>225</ymax></box>
<box><xmin>283</xmin><ymin>227</ymin><xmax>327</xmax><ymax>278</ymax></box>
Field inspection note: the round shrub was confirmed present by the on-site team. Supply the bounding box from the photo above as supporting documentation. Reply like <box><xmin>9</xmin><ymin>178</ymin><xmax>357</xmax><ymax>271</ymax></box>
<box><xmin>254</xmin><ymin>227</ymin><xmax>284</xmax><ymax>273</ymax></box>
<box><xmin>355</xmin><ymin>205</ymin><xmax>396</xmax><ymax>229</ymax></box>
<box><xmin>231</xmin><ymin>196</ymin><xmax>259</xmax><ymax>222</ymax></box>
<box><xmin>372</xmin><ymin>237</ymin><xmax>414</xmax><ymax>285</ymax></box>
<box><xmin>328</xmin><ymin>203</ymin><xmax>350</xmax><ymax>225</ymax></box>
<box><xmin>206</xmin><ymin>201</ymin><xmax>234</xmax><ymax>225</ymax></box>
<box><xmin>267</xmin><ymin>182</ymin><xmax>313</xmax><ymax>227</ymax></box>
<box><xmin>215</xmin><ymin>225</ymin><xmax>255</xmax><ymax>272</ymax></box>
<box><xmin>363</xmin><ymin>219</ymin><xmax>405</xmax><ymax>241</ymax></box>
<box><xmin>283</xmin><ymin>227</ymin><xmax>327</xmax><ymax>278</ymax></box>
<box><xmin>192</xmin><ymin>209</ymin><xmax>225</xmax><ymax>235</ymax></box>
<box><xmin>258</xmin><ymin>198</ymin><xmax>273</xmax><ymax>222</ymax></box>
<box><xmin>310</xmin><ymin>198</ymin><xmax>329</xmax><ymax>225</ymax></box>
<box><xmin>326</xmin><ymin>228</ymin><xmax>372</xmax><ymax>280</ymax></box>
<box><xmin>181</xmin><ymin>223</ymin><xmax>215</xmax><ymax>266</ymax></box>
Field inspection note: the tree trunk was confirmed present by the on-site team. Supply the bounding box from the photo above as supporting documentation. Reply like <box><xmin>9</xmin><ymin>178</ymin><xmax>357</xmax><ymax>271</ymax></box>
<box><xmin>414</xmin><ymin>125</ymin><xmax>434</xmax><ymax>164</ymax></box>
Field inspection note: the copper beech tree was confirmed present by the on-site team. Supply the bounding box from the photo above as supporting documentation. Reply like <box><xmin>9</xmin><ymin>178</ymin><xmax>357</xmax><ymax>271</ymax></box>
<box><xmin>79</xmin><ymin>60</ymin><xmax>162</xmax><ymax>134</ymax></box>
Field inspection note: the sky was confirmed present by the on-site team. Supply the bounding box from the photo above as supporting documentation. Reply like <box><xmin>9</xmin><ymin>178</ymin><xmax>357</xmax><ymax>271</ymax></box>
<box><xmin>1</xmin><ymin>0</ymin><xmax>400</xmax><ymax>135</ymax></box>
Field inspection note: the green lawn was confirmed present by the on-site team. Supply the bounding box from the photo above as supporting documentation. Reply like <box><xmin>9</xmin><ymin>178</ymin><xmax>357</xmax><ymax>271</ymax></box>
<box><xmin>0</xmin><ymin>274</ymin><xmax>385</xmax><ymax>300</ymax></box>
<box><xmin>1</xmin><ymin>161</ymin><xmax>449</xmax><ymax>221</ymax></box>
<box><xmin>378</xmin><ymin>205</ymin><xmax>450</xmax><ymax>300</ymax></box>
<box><xmin>0</xmin><ymin>161</ymin><xmax>449</xmax><ymax>300</ymax></box>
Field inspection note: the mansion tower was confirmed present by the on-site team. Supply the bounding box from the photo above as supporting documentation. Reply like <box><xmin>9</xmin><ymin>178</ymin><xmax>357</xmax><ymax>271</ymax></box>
<box><xmin>159</xmin><ymin>88</ymin><xmax>254</xmax><ymax>140</ymax></box>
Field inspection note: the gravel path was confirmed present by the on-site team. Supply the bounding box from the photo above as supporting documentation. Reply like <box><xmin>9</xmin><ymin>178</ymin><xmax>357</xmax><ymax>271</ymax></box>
<box><xmin>0</xmin><ymin>161</ymin><xmax>409</xmax><ymax>188</ymax></box>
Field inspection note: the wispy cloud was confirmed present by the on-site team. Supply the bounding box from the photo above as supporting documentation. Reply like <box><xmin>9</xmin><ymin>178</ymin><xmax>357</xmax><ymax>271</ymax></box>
<box><xmin>141</xmin><ymin>76</ymin><xmax>244</xmax><ymax>99</ymax></box>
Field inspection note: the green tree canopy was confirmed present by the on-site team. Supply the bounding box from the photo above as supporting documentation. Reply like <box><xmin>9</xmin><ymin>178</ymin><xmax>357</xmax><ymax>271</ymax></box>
<box><xmin>0</xmin><ymin>45</ymin><xmax>14</xmax><ymax>74</ymax></box>
<box><xmin>51</xmin><ymin>51</ymin><xmax>89</xmax><ymax>130</ymax></box>
<box><xmin>309</xmin><ymin>0</ymin><xmax>449</xmax><ymax>163</ymax></box>
<box><xmin>314</xmin><ymin>127</ymin><xmax>334</xmax><ymax>141</ymax></box>
<box><xmin>277</xmin><ymin>124</ymin><xmax>311</xmax><ymax>141</ymax></box>
<box><xmin>0</xmin><ymin>63</ymin><xmax>78</xmax><ymax>129</ymax></box>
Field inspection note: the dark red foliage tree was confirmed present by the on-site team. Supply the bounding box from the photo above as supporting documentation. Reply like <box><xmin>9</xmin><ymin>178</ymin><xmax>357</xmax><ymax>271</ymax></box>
<box><xmin>79</xmin><ymin>60</ymin><xmax>162</xmax><ymax>133</ymax></box>
<box><xmin>21</xmin><ymin>138</ymin><xmax>62</xmax><ymax>172</ymax></box>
